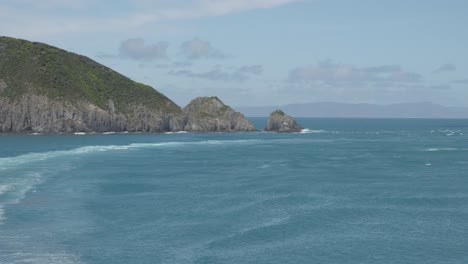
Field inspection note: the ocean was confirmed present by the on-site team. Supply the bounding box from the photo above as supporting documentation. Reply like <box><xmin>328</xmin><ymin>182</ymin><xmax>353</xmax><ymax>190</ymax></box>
<box><xmin>0</xmin><ymin>118</ymin><xmax>467</xmax><ymax>264</ymax></box>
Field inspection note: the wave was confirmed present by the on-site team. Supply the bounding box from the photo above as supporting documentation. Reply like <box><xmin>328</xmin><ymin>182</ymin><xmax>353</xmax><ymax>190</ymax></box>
<box><xmin>0</xmin><ymin>184</ymin><xmax>10</xmax><ymax>195</ymax></box>
<box><xmin>299</xmin><ymin>128</ymin><xmax>327</xmax><ymax>134</ymax></box>
<box><xmin>424</xmin><ymin>147</ymin><xmax>465</xmax><ymax>152</ymax></box>
<box><xmin>0</xmin><ymin>251</ymin><xmax>84</xmax><ymax>264</ymax></box>
<box><xmin>0</xmin><ymin>172</ymin><xmax>43</xmax><ymax>224</ymax></box>
<box><xmin>0</xmin><ymin>139</ymin><xmax>262</xmax><ymax>168</ymax></box>
<box><xmin>164</xmin><ymin>131</ymin><xmax>189</xmax><ymax>134</ymax></box>
<box><xmin>430</xmin><ymin>129</ymin><xmax>465</xmax><ymax>137</ymax></box>
<box><xmin>0</xmin><ymin>185</ymin><xmax>9</xmax><ymax>221</ymax></box>
<box><xmin>0</xmin><ymin>206</ymin><xmax>4</xmax><ymax>222</ymax></box>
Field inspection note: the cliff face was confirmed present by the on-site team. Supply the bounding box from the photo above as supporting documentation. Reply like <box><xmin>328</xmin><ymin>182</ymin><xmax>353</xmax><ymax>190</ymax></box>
<box><xmin>183</xmin><ymin>97</ymin><xmax>256</xmax><ymax>132</ymax></box>
<box><xmin>0</xmin><ymin>94</ymin><xmax>183</xmax><ymax>133</ymax></box>
<box><xmin>265</xmin><ymin>110</ymin><xmax>302</xmax><ymax>132</ymax></box>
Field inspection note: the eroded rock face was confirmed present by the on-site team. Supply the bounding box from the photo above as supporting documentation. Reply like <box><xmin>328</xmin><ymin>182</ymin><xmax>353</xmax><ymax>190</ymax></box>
<box><xmin>0</xmin><ymin>80</ymin><xmax>7</xmax><ymax>93</ymax></box>
<box><xmin>0</xmin><ymin>95</ymin><xmax>184</xmax><ymax>133</ymax></box>
<box><xmin>265</xmin><ymin>109</ymin><xmax>302</xmax><ymax>132</ymax></box>
<box><xmin>183</xmin><ymin>97</ymin><xmax>256</xmax><ymax>132</ymax></box>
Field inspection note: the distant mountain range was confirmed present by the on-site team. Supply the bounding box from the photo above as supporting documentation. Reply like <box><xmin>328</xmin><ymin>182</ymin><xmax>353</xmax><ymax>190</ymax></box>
<box><xmin>236</xmin><ymin>102</ymin><xmax>468</xmax><ymax>118</ymax></box>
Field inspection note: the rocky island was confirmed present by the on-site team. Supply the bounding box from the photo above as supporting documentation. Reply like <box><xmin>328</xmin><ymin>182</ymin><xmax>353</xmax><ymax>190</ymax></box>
<box><xmin>183</xmin><ymin>97</ymin><xmax>255</xmax><ymax>132</ymax></box>
<box><xmin>265</xmin><ymin>110</ymin><xmax>303</xmax><ymax>132</ymax></box>
<box><xmin>0</xmin><ymin>36</ymin><xmax>255</xmax><ymax>133</ymax></box>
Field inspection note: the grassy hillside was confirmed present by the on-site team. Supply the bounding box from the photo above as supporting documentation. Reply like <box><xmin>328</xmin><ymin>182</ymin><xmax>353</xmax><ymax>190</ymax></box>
<box><xmin>0</xmin><ymin>36</ymin><xmax>181</xmax><ymax>114</ymax></box>
<box><xmin>184</xmin><ymin>97</ymin><xmax>231</xmax><ymax>118</ymax></box>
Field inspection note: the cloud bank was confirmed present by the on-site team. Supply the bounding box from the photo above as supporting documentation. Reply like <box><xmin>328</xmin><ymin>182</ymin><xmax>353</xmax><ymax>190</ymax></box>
<box><xmin>119</xmin><ymin>38</ymin><xmax>168</xmax><ymax>61</ymax></box>
<box><xmin>169</xmin><ymin>65</ymin><xmax>263</xmax><ymax>82</ymax></box>
<box><xmin>180</xmin><ymin>38</ymin><xmax>225</xmax><ymax>60</ymax></box>
<box><xmin>433</xmin><ymin>63</ymin><xmax>456</xmax><ymax>74</ymax></box>
<box><xmin>288</xmin><ymin>61</ymin><xmax>422</xmax><ymax>85</ymax></box>
<box><xmin>0</xmin><ymin>0</ymin><xmax>301</xmax><ymax>37</ymax></box>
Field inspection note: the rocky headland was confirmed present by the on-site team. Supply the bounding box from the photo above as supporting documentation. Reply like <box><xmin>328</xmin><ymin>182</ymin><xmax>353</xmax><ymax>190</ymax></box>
<box><xmin>0</xmin><ymin>36</ymin><xmax>255</xmax><ymax>133</ymax></box>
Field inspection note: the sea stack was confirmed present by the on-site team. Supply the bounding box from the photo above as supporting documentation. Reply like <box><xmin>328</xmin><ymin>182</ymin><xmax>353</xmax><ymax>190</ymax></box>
<box><xmin>265</xmin><ymin>109</ymin><xmax>303</xmax><ymax>132</ymax></box>
<box><xmin>183</xmin><ymin>96</ymin><xmax>256</xmax><ymax>132</ymax></box>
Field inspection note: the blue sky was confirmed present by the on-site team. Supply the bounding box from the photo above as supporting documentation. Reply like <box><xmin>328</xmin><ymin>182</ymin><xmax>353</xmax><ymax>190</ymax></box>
<box><xmin>1</xmin><ymin>0</ymin><xmax>467</xmax><ymax>107</ymax></box>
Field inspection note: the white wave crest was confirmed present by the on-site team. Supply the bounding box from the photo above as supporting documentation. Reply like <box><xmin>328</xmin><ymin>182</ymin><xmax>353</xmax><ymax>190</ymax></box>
<box><xmin>0</xmin><ymin>205</ymin><xmax>4</xmax><ymax>222</ymax></box>
<box><xmin>0</xmin><ymin>184</ymin><xmax>10</xmax><ymax>195</ymax></box>
<box><xmin>165</xmin><ymin>131</ymin><xmax>189</xmax><ymax>134</ymax></box>
<box><xmin>0</xmin><ymin>172</ymin><xmax>43</xmax><ymax>224</ymax></box>
<box><xmin>425</xmin><ymin>147</ymin><xmax>459</xmax><ymax>152</ymax></box>
<box><xmin>0</xmin><ymin>139</ymin><xmax>261</xmax><ymax>170</ymax></box>
<box><xmin>2</xmin><ymin>252</ymin><xmax>84</xmax><ymax>264</ymax></box>
<box><xmin>300</xmin><ymin>128</ymin><xmax>327</xmax><ymax>134</ymax></box>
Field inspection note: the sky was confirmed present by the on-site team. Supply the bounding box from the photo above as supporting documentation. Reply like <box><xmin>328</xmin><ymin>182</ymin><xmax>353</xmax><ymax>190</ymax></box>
<box><xmin>0</xmin><ymin>0</ymin><xmax>467</xmax><ymax>107</ymax></box>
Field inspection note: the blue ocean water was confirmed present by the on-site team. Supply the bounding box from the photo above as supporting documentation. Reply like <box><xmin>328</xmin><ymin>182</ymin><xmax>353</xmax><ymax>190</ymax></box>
<box><xmin>0</xmin><ymin>118</ymin><xmax>467</xmax><ymax>264</ymax></box>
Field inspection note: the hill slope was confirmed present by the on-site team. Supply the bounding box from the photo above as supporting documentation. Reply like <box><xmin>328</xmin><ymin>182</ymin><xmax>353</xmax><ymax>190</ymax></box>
<box><xmin>0</xmin><ymin>36</ymin><xmax>182</xmax><ymax>133</ymax></box>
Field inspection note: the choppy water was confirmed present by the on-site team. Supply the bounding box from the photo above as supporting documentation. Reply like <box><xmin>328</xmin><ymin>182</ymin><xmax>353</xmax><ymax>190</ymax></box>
<box><xmin>1</xmin><ymin>118</ymin><xmax>467</xmax><ymax>264</ymax></box>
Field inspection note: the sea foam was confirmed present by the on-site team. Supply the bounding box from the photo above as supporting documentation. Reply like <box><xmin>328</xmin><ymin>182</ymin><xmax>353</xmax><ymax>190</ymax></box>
<box><xmin>300</xmin><ymin>128</ymin><xmax>327</xmax><ymax>134</ymax></box>
<box><xmin>0</xmin><ymin>139</ymin><xmax>262</xmax><ymax>170</ymax></box>
<box><xmin>425</xmin><ymin>147</ymin><xmax>460</xmax><ymax>152</ymax></box>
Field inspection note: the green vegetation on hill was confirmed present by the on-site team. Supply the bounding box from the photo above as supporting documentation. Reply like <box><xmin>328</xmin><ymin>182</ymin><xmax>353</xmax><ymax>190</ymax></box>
<box><xmin>271</xmin><ymin>109</ymin><xmax>286</xmax><ymax>117</ymax></box>
<box><xmin>0</xmin><ymin>36</ymin><xmax>180</xmax><ymax>114</ymax></box>
<box><xmin>184</xmin><ymin>97</ymin><xmax>230</xmax><ymax>118</ymax></box>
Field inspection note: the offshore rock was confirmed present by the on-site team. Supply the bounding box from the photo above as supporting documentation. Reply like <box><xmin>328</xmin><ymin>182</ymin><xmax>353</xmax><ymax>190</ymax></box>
<box><xmin>183</xmin><ymin>97</ymin><xmax>256</xmax><ymax>132</ymax></box>
<box><xmin>265</xmin><ymin>109</ymin><xmax>302</xmax><ymax>132</ymax></box>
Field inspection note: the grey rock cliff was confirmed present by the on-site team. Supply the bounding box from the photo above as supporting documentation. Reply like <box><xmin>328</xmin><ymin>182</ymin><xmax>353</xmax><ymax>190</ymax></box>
<box><xmin>183</xmin><ymin>97</ymin><xmax>256</xmax><ymax>132</ymax></box>
<box><xmin>0</xmin><ymin>79</ymin><xmax>7</xmax><ymax>93</ymax></box>
<box><xmin>265</xmin><ymin>109</ymin><xmax>302</xmax><ymax>132</ymax></box>
<box><xmin>0</xmin><ymin>94</ymin><xmax>183</xmax><ymax>133</ymax></box>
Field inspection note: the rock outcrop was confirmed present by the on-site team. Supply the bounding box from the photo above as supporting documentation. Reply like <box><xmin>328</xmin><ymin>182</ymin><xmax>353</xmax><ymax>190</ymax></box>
<box><xmin>183</xmin><ymin>97</ymin><xmax>256</xmax><ymax>132</ymax></box>
<box><xmin>265</xmin><ymin>109</ymin><xmax>302</xmax><ymax>132</ymax></box>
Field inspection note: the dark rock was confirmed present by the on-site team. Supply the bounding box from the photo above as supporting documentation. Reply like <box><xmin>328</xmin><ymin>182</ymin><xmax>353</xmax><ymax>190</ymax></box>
<box><xmin>265</xmin><ymin>109</ymin><xmax>302</xmax><ymax>132</ymax></box>
<box><xmin>183</xmin><ymin>97</ymin><xmax>256</xmax><ymax>132</ymax></box>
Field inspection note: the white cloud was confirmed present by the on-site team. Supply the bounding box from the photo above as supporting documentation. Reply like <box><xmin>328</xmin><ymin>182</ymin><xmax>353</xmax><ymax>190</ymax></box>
<box><xmin>169</xmin><ymin>64</ymin><xmax>263</xmax><ymax>82</ymax></box>
<box><xmin>288</xmin><ymin>61</ymin><xmax>422</xmax><ymax>84</ymax></box>
<box><xmin>12</xmin><ymin>0</ymin><xmax>87</xmax><ymax>9</ymax></box>
<box><xmin>119</xmin><ymin>38</ymin><xmax>168</xmax><ymax>60</ymax></box>
<box><xmin>0</xmin><ymin>0</ymin><xmax>301</xmax><ymax>37</ymax></box>
<box><xmin>433</xmin><ymin>63</ymin><xmax>456</xmax><ymax>74</ymax></box>
<box><xmin>452</xmin><ymin>78</ymin><xmax>468</xmax><ymax>84</ymax></box>
<box><xmin>180</xmin><ymin>38</ymin><xmax>225</xmax><ymax>60</ymax></box>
